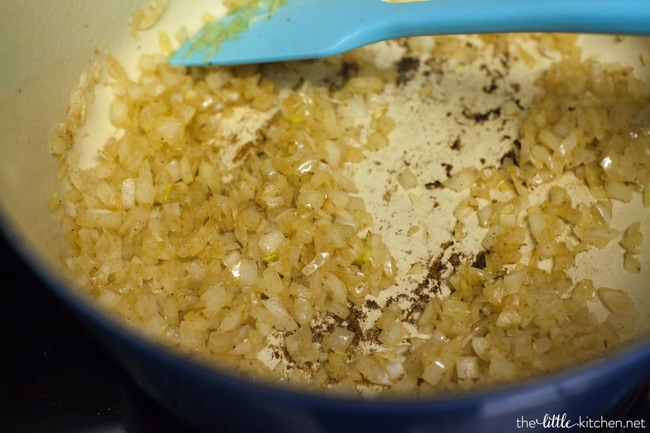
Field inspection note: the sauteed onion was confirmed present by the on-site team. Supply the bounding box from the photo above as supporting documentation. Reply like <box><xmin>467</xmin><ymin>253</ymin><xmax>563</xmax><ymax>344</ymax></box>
<box><xmin>51</xmin><ymin>32</ymin><xmax>648</xmax><ymax>396</ymax></box>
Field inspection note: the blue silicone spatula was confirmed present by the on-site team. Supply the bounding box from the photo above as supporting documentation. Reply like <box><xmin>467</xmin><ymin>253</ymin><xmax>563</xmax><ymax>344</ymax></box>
<box><xmin>170</xmin><ymin>0</ymin><xmax>650</xmax><ymax>67</ymax></box>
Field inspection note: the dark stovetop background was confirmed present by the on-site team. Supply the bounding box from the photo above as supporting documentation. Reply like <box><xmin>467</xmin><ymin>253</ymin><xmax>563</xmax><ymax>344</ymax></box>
<box><xmin>1</xmin><ymin>228</ymin><xmax>648</xmax><ymax>433</ymax></box>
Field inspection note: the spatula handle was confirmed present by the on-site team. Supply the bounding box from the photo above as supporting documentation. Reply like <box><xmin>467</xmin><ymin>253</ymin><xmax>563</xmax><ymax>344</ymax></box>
<box><xmin>366</xmin><ymin>0</ymin><xmax>650</xmax><ymax>41</ymax></box>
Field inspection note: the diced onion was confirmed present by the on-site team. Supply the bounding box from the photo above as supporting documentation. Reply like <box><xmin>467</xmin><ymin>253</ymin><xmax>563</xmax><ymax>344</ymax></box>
<box><xmin>52</xmin><ymin>30</ymin><xmax>647</xmax><ymax>399</ymax></box>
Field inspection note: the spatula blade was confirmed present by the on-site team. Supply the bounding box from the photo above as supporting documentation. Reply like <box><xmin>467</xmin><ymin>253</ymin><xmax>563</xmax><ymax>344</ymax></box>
<box><xmin>169</xmin><ymin>0</ymin><xmax>378</xmax><ymax>66</ymax></box>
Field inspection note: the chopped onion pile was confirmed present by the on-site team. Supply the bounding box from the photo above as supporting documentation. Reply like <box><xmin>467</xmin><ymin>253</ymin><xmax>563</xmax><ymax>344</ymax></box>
<box><xmin>50</xmin><ymin>32</ymin><xmax>648</xmax><ymax>396</ymax></box>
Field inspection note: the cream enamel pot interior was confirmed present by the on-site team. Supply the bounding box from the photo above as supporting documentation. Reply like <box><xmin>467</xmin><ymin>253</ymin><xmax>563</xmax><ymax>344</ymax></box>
<box><xmin>2</xmin><ymin>1</ymin><xmax>650</xmax><ymax>432</ymax></box>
